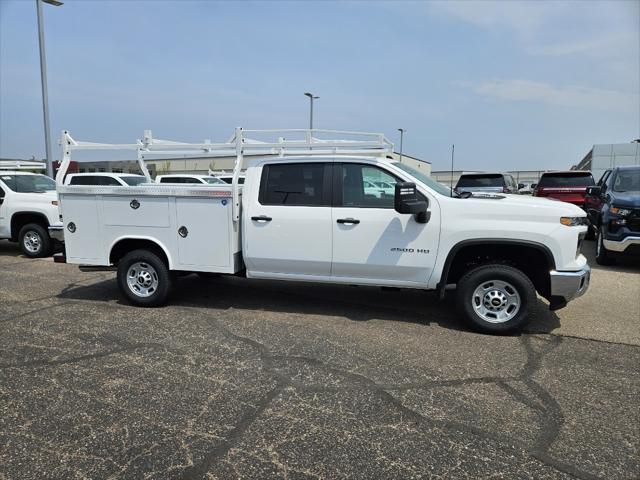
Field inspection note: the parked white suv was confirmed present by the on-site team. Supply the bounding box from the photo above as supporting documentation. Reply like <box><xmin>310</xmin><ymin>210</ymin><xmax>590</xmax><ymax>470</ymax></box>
<box><xmin>65</xmin><ymin>173</ymin><xmax>147</xmax><ymax>186</ymax></box>
<box><xmin>0</xmin><ymin>172</ymin><xmax>63</xmax><ymax>257</ymax></box>
<box><xmin>155</xmin><ymin>174</ymin><xmax>226</xmax><ymax>185</ymax></box>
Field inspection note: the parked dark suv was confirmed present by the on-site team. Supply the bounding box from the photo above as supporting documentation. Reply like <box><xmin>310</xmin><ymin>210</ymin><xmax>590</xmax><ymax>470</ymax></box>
<box><xmin>584</xmin><ymin>165</ymin><xmax>640</xmax><ymax>265</ymax></box>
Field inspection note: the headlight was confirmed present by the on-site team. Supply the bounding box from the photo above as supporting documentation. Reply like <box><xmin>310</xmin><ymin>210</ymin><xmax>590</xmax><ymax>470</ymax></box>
<box><xmin>610</xmin><ymin>206</ymin><xmax>632</xmax><ymax>216</ymax></box>
<box><xmin>560</xmin><ymin>216</ymin><xmax>589</xmax><ymax>226</ymax></box>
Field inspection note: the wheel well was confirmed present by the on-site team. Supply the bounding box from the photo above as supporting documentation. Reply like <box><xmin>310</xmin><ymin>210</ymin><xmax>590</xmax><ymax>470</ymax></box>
<box><xmin>10</xmin><ymin>212</ymin><xmax>49</xmax><ymax>241</ymax></box>
<box><xmin>442</xmin><ymin>242</ymin><xmax>553</xmax><ymax>298</ymax></box>
<box><xmin>109</xmin><ymin>239</ymin><xmax>169</xmax><ymax>267</ymax></box>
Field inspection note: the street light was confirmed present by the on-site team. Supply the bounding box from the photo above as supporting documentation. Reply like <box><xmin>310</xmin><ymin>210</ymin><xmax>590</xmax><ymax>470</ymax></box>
<box><xmin>397</xmin><ymin>128</ymin><xmax>405</xmax><ymax>163</ymax></box>
<box><xmin>304</xmin><ymin>92</ymin><xmax>319</xmax><ymax>130</ymax></box>
<box><xmin>36</xmin><ymin>0</ymin><xmax>63</xmax><ymax>178</ymax></box>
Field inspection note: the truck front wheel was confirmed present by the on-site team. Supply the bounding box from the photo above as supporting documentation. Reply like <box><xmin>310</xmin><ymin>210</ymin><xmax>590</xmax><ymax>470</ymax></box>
<box><xmin>117</xmin><ymin>249</ymin><xmax>173</xmax><ymax>307</ymax></box>
<box><xmin>19</xmin><ymin>223</ymin><xmax>52</xmax><ymax>258</ymax></box>
<box><xmin>456</xmin><ymin>264</ymin><xmax>536</xmax><ymax>334</ymax></box>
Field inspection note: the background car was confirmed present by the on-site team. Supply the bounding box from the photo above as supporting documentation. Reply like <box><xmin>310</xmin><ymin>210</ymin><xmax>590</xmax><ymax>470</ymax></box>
<box><xmin>533</xmin><ymin>171</ymin><xmax>595</xmax><ymax>206</ymax></box>
<box><xmin>455</xmin><ymin>173</ymin><xmax>519</xmax><ymax>194</ymax></box>
<box><xmin>585</xmin><ymin>166</ymin><xmax>640</xmax><ymax>265</ymax></box>
<box><xmin>215</xmin><ymin>174</ymin><xmax>245</xmax><ymax>184</ymax></box>
<box><xmin>155</xmin><ymin>174</ymin><xmax>226</xmax><ymax>185</ymax></box>
<box><xmin>517</xmin><ymin>181</ymin><xmax>536</xmax><ymax>195</ymax></box>
<box><xmin>65</xmin><ymin>173</ymin><xmax>147</xmax><ymax>186</ymax></box>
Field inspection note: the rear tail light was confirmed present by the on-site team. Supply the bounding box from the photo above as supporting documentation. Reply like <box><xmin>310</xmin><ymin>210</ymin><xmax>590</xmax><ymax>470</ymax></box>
<box><xmin>502</xmin><ymin>186</ymin><xmax>509</xmax><ymax>193</ymax></box>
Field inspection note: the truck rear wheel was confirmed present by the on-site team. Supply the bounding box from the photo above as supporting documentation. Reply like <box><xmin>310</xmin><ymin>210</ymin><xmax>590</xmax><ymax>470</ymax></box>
<box><xmin>117</xmin><ymin>249</ymin><xmax>173</xmax><ymax>307</ymax></box>
<box><xmin>456</xmin><ymin>264</ymin><xmax>536</xmax><ymax>334</ymax></box>
<box><xmin>19</xmin><ymin>223</ymin><xmax>52</xmax><ymax>258</ymax></box>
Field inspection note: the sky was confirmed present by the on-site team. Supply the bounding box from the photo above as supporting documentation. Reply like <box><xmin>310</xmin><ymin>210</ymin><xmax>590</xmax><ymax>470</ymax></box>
<box><xmin>0</xmin><ymin>0</ymin><xmax>638</xmax><ymax>171</ymax></box>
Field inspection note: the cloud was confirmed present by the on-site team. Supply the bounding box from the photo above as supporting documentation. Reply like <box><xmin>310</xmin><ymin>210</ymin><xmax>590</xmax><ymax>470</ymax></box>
<box><xmin>430</xmin><ymin>1</ymin><xmax>638</xmax><ymax>61</ymax></box>
<box><xmin>430</xmin><ymin>1</ymin><xmax>564</xmax><ymax>38</ymax></box>
<box><xmin>466</xmin><ymin>79</ymin><xmax>639</xmax><ymax>112</ymax></box>
<box><xmin>527</xmin><ymin>31</ymin><xmax>638</xmax><ymax>58</ymax></box>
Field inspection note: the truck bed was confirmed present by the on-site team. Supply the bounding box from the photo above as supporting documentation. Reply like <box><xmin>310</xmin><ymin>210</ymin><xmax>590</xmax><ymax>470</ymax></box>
<box><xmin>58</xmin><ymin>184</ymin><xmax>242</xmax><ymax>273</ymax></box>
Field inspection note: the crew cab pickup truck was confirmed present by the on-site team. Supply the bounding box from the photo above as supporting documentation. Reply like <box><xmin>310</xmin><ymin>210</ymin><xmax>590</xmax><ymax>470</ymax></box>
<box><xmin>0</xmin><ymin>171</ymin><xmax>63</xmax><ymax>257</ymax></box>
<box><xmin>54</xmin><ymin>129</ymin><xmax>590</xmax><ymax>334</ymax></box>
<box><xmin>585</xmin><ymin>165</ymin><xmax>640</xmax><ymax>265</ymax></box>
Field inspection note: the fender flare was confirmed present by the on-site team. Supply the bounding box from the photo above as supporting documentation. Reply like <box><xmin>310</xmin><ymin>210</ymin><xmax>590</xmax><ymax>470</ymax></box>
<box><xmin>108</xmin><ymin>235</ymin><xmax>174</xmax><ymax>269</ymax></box>
<box><xmin>436</xmin><ymin>238</ymin><xmax>556</xmax><ymax>299</ymax></box>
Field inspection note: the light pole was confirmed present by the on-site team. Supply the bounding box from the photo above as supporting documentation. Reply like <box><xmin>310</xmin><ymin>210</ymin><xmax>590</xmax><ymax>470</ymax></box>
<box><xmin>397</xmin><ymin>128</ymin><xmax>405</xmax><ymax>163</ymax></box>
<box><xmin>304</xmin><ymin>92</ymin><xmax>319</xmax><ymax>130</ymax></box>
<box><xmin>36</xmin><ymin>0</ymin><xmax>63</xmax><ymax>178</ymax></box>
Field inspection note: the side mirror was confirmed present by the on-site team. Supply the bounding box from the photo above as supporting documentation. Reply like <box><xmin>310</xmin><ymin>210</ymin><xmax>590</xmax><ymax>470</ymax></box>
<box><xmin>586</xmin><ymin>186</ymin><xmax>601</xmax><ymax>196</ymax></box>
<box><xmin>394</xmin><ymin>182</ymin><xmax>429</xmax><ymax>223</ymax></box>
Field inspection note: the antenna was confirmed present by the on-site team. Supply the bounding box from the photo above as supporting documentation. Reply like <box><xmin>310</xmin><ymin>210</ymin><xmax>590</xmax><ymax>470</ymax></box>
<box><xmin>450</xmin><ymin>144</ymin><xmax>455</xmax><ymax>197</ymax></box>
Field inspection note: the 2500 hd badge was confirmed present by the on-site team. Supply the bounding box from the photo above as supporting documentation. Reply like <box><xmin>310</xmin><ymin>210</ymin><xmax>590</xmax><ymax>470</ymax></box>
<box><xmin>391</xmin><ymin>247</ymin><xmax>430</xmax><ymax>254</ymax></box>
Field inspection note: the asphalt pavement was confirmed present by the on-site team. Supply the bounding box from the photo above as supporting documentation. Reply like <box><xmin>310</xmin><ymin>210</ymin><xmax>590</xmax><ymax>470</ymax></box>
<box><xmin>0</xmin><ymin>239</ymin><xmax>638</xmax><ymax>479</ymax></box>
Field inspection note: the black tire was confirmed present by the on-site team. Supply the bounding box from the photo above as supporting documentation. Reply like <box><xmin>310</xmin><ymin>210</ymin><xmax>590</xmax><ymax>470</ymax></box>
<box><xmin>595</xmin><ymin>226</ymin><xmax>615</xmax><ymax>266</ymax></box>
<box><xmin>18</xmin><ymin>223</ymin><xmax>52</xmax><ymax>258</ymax></box>
<box><xmin>456</xmin><ymin>264</ymin><xmax>536</xmax><ymax>334</ymax></box>
<box><xmin>117</xmin><ymin>249</ymin><xmax>173</xmax><ymax>307</ymax></box>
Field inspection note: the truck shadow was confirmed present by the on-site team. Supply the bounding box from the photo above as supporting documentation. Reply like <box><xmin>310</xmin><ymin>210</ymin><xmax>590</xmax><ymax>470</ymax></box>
<box><xmin>57</xmin><ymin>273</ymin><xmax>561</xmax><ymax>335</ymax></box>
<box><xmin>0</xmin><ymin>240</ymin><xmax>22</xmax><ymax>257</ymax></box>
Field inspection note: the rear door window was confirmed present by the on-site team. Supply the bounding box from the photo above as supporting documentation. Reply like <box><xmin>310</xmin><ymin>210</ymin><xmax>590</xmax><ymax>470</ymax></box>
<box><xmin>69</xmin><ymin>176</ymin><xmax>99</xmax><ymax>185</ymax></box>
<box><xmin>259</xmin><ymin>163</ymin><xmax>330</xmax><ymax>206</ymax></box>
<box><xmin>456</xmin><ymin>174</ymin><xmax>503</xmax><ymax>188</ymax></box>
<box><xmin>538</xmin><ymin>173</ymin><xmax>595</xmax><ymax>188</ymax></box>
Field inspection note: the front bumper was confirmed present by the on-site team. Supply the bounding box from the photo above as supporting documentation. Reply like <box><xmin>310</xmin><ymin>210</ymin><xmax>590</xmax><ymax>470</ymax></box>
<box><xmin>48</xmin><ymin>225</ymin><xmax>65</xmax><ymax>243</ymax></box>
<box><xmin>603</xmin><ymin>236</ymin><xmax>640</xmax><ymax>253</ymax></box>
<box><xmin>549</xmin><ymin>264</ymin><xmax>591</xmax><ymax>302</ymax></box>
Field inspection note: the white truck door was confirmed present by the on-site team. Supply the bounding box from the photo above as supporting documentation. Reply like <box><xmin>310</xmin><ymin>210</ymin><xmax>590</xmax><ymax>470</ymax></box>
<box><xmin>331</xmin><ymin>162</ymin><xmax>439</xmax><ymax>285</ymax></box>
<box><xmin>244</xmin><ymin>162</ymin><xmax>333</xmax><ymax>276</ymax></box>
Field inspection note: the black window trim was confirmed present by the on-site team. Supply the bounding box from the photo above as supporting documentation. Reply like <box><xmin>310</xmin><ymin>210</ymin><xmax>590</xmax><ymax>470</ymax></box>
<box><xmin>258</xmin><ymin>161</ymin><xmax>333</xmax><ymax>207</ymax></box>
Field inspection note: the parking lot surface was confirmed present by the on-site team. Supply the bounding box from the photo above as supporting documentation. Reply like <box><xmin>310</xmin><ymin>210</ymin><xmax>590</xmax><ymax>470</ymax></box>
<box><xmin>1</xmin><ymin>239</ymin><xmax>639</xmax><ymax>479</ymax></box>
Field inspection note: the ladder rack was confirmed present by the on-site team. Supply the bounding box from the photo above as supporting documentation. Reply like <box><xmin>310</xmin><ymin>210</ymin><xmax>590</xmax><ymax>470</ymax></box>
<box><xmin>0</xmin><ymin>160</ymin><xmax>46</xmax><ymax>171</ymax></box>
<box><xmin>56</xmin><ymin>128</ymin><xmax>394</xmax><ymax>222</ymax></box>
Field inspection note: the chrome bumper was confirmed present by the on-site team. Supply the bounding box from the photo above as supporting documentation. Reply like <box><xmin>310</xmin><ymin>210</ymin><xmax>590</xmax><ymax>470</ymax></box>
<box><xmin>48</xmin><ymin>225</ymin><xmax>65</xmax><ymax>243</ymax></box>
<box><xmin>603</xmin><ymin>236</ymin><xmax>640</xmax><ymax>253</ymax></box>
<box><xmin>549</xmin><ymin>264</ymin><xmax>590</xmax><ymax>301</ymax></box>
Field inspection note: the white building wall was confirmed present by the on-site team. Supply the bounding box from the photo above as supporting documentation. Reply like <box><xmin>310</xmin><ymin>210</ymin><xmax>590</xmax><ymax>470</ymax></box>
<box><xmin>590</xmin><ymin>143</ymin><xmax>640</xmax><ymax>182</ymax></box>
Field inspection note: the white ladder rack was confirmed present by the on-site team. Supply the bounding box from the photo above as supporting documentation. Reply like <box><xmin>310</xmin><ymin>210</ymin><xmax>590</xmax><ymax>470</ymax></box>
<box><xmin>56</xmin><ymin>127</ymin><xmax>394</xmax><ymax>222</ymax></box>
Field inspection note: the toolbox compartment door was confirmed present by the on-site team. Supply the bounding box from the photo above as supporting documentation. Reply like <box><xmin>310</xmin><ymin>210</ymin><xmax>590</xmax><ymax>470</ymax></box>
<box><xmin>175</xmin><ymin>197</ymin><xmax>231</xmax><ymax>269</ymax></box>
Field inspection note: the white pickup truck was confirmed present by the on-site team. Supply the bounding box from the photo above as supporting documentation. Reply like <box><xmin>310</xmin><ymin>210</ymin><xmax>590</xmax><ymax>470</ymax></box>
<box><xmin>54</xmin><ymin>129</ymin><xmax>590</xmax><ymax>333</ymax></box>
<box><xmin>0</xmin><ymin>167</ymin><xmax>64</xmax><ymax>257</ymax></box>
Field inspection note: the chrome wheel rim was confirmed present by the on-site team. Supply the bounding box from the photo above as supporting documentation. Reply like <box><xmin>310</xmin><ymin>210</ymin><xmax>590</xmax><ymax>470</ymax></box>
<box><xmin>472</xmin><ymin>279</ymin><xmax>521</xmax><ymax>324</ymax></box>
<box><xmin>23</xmin><ymin>231</ymin><xmax>42</xmax><ymax>254</ymax></box>
<box><xmin>126</xmin><ymin>262</ymin><xmax>159</xmax><ymax>298</ymax></box>
<box><xmin>596</xmin><ymin>229</ymin><xmax>602</xmax><ymax>256</ymax></box>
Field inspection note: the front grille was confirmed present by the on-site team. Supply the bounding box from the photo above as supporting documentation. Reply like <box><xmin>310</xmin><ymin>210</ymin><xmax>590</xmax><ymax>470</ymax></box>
<box><xmin>628</xmin><ymin>210</ymin><xmax>640</xmax><ymax>232</ymax></box>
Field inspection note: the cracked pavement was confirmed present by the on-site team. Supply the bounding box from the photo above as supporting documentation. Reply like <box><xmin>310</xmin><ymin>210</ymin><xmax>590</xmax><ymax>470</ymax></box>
<box><xmin>0</xmin><ymin>240</ymin><xmax>639</xmax><ymax>479</ymax></box>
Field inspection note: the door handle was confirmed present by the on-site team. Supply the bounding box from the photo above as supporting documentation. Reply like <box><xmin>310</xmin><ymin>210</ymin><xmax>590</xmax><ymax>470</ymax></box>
<box><xmin>337</xmin><ymin>218</ymin><xmax>360</xmax><ymax>225</ymax></box>
<box><xmin>251</xmin><ymin>215</ymin><xmax>272</xmax><ymax>222</ymax></box>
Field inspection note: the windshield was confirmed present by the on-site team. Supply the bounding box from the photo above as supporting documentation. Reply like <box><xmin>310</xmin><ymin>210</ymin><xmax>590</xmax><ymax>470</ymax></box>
<box><xmin>613</xmin><ymin>169</ymin><xmax>640</xmax><ymax>192</ymax></box>
<box><xmin>392</xmin><ymin>162</ymin><xmax>452</xmax><ymax>196</ymax></box>
<box><xmin>457</xmin><ymin>174</ymin><xmax>503</xmax><ymax>188</ymax></box>
<box><xmin>121</xmin><ymin>176</ymin><xmax>147</xmax><ymax>186</ymax></box>
<box><xmin>203</xmin><ymin>177</ymin><xmax>225</xmax><ymax>184</ymax></box>
<box><xmin>0</xmin><ymin>174</ymin><xmax>56</xmax><ymax>193</ymax></box>
<box><xmin>538</xmin><ymin>172</ymin><xmax>594</xmax><ymax>188</ymax></box>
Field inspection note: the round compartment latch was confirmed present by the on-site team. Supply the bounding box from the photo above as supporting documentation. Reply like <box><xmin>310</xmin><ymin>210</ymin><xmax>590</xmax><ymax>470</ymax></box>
<box><xmin>130</xmin><ymin>199</ymin><xmax>140</xmax><ymax>210</ymax></box>
<box><xmin>178</xmin><ymin>226</ymin><xmax>188</xmax><ymax>238</ymax></box>
<box><xmin>67</xmin><ymin>222</ymin><xmax>76</xmax><ymax>233</ymax></box>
